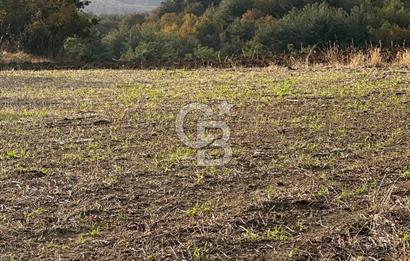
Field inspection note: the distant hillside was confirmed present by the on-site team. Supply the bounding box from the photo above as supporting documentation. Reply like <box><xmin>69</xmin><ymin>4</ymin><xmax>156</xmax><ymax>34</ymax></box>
<box><xmin>85</xmin><ymin>0</ymin><xmax>162</xmax><ymax>14</ymax></box>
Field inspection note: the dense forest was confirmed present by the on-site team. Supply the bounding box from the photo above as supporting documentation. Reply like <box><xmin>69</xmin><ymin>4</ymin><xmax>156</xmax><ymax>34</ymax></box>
<box><xmin>1</xmin><ymin>0</ymin><xmax>410</xmax><ymax>62</ymax></box>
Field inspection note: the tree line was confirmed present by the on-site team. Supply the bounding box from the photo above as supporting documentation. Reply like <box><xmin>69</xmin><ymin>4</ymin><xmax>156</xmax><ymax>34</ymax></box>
<box><xmin>0</xmin><ymin>0</ymin><xmax>96</xmax><ymax>57</ymax></box>
<box><xmin>1</xmin><ymin>0</ymin><xmax>410</xmax><ymax>62</ymax></box>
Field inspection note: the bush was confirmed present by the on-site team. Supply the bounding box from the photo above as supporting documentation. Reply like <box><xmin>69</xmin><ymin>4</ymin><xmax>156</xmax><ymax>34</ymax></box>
<box><xmin>192</xmin><ymin>45</ymin><xmax>218</xmax><ymax>60</ymax></box>
<box><xmin>243</xmin><ymin>40</ymin><xmax>268</xmax><ymax>58</ymax></box>
<box><xmin>123</xmin><ymin>32</ymin><xmax>197</xmax><ymax>62</ymax></box>
<box><xmin>158</xmin><ymin>0</ymin><xmax>185</xmax><ymax>17</ymax></box>
<box><xmin>133</xmin><ymin>42</ymin><xmax>161</xmax><ymax>61</ymax></box>
<box><xmin>226</xmin><ymin>18</ymin><xmax>255</xmax><ymax>42</ymax></box>
<box><xmin>101</xmin><ymin>29</ymin><xmax>128</xmax><ymax>59</ymax></box>
<box><xmin>196</xmin><ymin>7</ymin><xmax>224</xmax><ymax>48</ymax></box>
<box><xmin>254</xmin><ymin>3</ymin><xmax>351</xmax><ymax>52</ymax></box>
<box><xmin>184</xmin><ymin>1</ymin><xmax>206</xmax><ymax>16</ymax></box>
<box><xmin>218</xmin><ymin>0</ymin><xmax>254</xmax><ymax>20</ymax></box>
<box><xmin>63</xmin><ymin>37</ymin><xmax>92</xmax><ymax>61</ymax></box>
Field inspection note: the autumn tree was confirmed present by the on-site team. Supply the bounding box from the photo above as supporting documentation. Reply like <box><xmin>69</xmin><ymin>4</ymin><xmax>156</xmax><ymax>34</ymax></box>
<box><xmin>161</xmin><ymin>12</ymin><xmax>182</xmax><ymax>33</ymax></box>
<box><xmin>179</xmin><ymin>13</ymin><xmax>199</xmax><ymax>37</ymax></box>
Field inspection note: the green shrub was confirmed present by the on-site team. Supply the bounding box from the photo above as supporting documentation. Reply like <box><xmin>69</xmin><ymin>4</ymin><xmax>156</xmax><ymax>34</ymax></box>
<box><xmin>218</xmin><ymin>0</ymin><xmax>254</xmax><ymax>20</ymax></box>
<box><xmin>101</xmin><ymin>29</ymin><xmax>128</xmax><ymax>59</ymax></box>
<box><xmin>272</xmin><ymin>3</ymin><xmax>351</xmax><ymax>51</ymax></box>
<box><xmin>192</xmin><ymin>45</ymin><xmax>218</xmax><ymax>61</ymax></box>
<box><xmin>63</xmin><ymin>37</ymin><xmax>92</xmax><ymax>62</ymax></box>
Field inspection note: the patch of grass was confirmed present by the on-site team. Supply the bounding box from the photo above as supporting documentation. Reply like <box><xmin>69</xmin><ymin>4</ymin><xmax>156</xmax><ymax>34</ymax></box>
<box><xmin>0</xmin><ymin>214</ymin><xmax>8</xmax><ymax>223</ymax></box>
<box><xmin>266</xmin><ymin>225</ymin><xmax>289</xmax><ymax>241</ymax></box>
<box><xmin>354</xmin><ymin>184</ymin><xmax>368</xmax><ymax>195</ymax></box>
<box><xmin>337</xmin><ymin>190</ymin><xmax>354</xmax><ymax>202</ymax></box>
<box><xmin>243</xmin><ymin>228</ymin><xmax>261</xmax><ymax>241</ymax></box>
<box><xmin>0</xmin><ymin>112</ymin><xmax>20</xmax><ymax>121</ymax></box>
<box><xmin>194</xmin><ymin>172</ymin><xmax>205</xmax><ymax>185</ymax></box>
<box><xmin>299</xmin><ymin>154</ymin><xmax>333</xmax><ymax>170</ymax></box>
<box><xmin>316</xmin><ymin>186</ymin><xmax>330</xmax><ymax>197</ymax></box>
<box><xmin>63</xmin><ymin>151</ymin><xmax>85</xmax><ymax>164</ymax></box>
<box><xmin>400</xmin><ymin>232</ymin><xmax>409</xmax><ymax>245</ymax></box>
<box><xmin>0</xmin><ymin>108</ymin><xmax>49</xmax><ymax>122</ymax></box>
<box><xmin>309</xmin><ymin>122</ymin><xmax>324</xmax><ymax>131</ymax></box>
<box><xmin>401</xmin><ymin>169</ymin><xmax>410</xmax><ymax>179</ymax></box>
<box><xmin>187</xmin><ymin>203</ymin><xmax>211</xmax><ymax>217</ymax></box>
<box><xmin>103</xmin><ymin>175</ymin><xmax>119</xmax><ymax>186</ymax></box>
<box><xmin>117</xmin><ymin>84</ymin><xmax>167</xmax><ymax>106</ymax></box>
<box><xmin>5</xmin><ymin>150</ymin><xmax>18</xmax><ymax>159</ymax></box>
<box><xmin>15</xmin><ymin>165</ymin><xmax>50</xmax><ymax>176</ymax></box>
<box><xmin>168</xmin><ymin>147</ymin><xmax>195</xmax><ymax>163</ymax></box>
<box><xmin>19</xmin><ymin>149</ymin><xmax>29</xmax><ymax>158</ymax></box>
<box><xmin>272</xmin><ymin>79</ymin><xmax>295</xmax><ymax>98</ymax></box>
<box><xmin>193</xmin><ymin>247</ymin><xmax>202</xmax><ymax>259</ymax></box>
<box><xmin>337</xmin><ymin>183</ymin><xmax>369</xmax><ymax>202</ymax></box>
<box><xmin>76</xmin><ymin>226</ymin><xmax>101</xmax><ymax>244</ymax></box>
<box><xmin>3</xmin><ymin>149</ymin><xmax>30</xmax><ymax>160</ymax></box>
<box><xmin>266</xmin><ymin>185</ymin><xmax>276</xmax><ymax>199</ymax></box>
<box><xmin>117</xmin><ymin>84</ymin><xmax>146</xmax><ymax>105</ymax></box>
<box><xmin>89</xmin><ymin>227</ymin><xmax>101</xmax><ymax>238</ymax></box>
<box><xmin>295</xmin><ymin>220</ymin><xmax>305</xmax><ymax>232</ymax></box>
<box><xmin>405</xmin><ymin>198</ymin><xmax>410</xmax><ymax>209</ymax></box>
<box><xmin>76</xmin><ymin>234</ymin><xmax>87</xmax><ymax>244</ymax></box>
<box><xmin>23</xmin><ymin>208</ymin><xmax>45</xmax><ymax>223</ymax></box>
<box><xmin>243</xmin><ymin>225</ymin><xmax>289</xmax><ymax>242</ymax></box>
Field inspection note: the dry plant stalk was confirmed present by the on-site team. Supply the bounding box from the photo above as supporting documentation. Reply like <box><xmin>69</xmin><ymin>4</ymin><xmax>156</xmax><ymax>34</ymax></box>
<box><xmin>348</xmin><ymin>48</ymin><xmax>384</xmax><ymax>67</ymax></box>
<box><xmin>325</xmin><ymin>45</ymin><xmax>343</xmax><ymax>65</ymax></box>
<box><xmin>0</xmin><ymin>51</ymin><xmax>49</xmax><ymax>63</ymax></box>
<box><xmin>396</xmin><ymin>50</ymin><xmax>410</xmax><ymax>66</ymax></box>
<box><xmin>369</xmin><ymin>48</ymin><xmax>383</xmax><ymax>66</ymax></box>
<box><xmin>350</xmin><ymin>52</ymin><xmax>367</xmax><ymax>67</ymax></box>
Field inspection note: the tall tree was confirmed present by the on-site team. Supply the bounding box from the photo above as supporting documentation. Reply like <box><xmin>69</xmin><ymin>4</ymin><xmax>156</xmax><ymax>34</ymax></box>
<box><xmin>0</xmin><ymin>0</ymin><xmax>94</xmax><ymax>56</ymax></box>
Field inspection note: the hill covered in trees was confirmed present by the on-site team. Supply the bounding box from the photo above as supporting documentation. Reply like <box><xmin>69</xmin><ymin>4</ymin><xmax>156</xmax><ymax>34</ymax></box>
<box><xmin>1</xmin><ymin>0</ymin><xmax>410</xmax><ymax>63</ymax></box>
<box><xmin>85</xmin><ymin>0</ymin><xmax>161</xmax><ymax>14</ymax></box>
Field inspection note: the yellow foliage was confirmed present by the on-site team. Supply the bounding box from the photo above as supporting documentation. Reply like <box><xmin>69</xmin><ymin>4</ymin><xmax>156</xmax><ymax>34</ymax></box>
<box><xmin>161</xmin><ymin>13</ymin><xmax>181</xmax><ymax>33</ymax></box>
<box><xmin>179</xmin><ymin>13</ymin><xmax>199</xmax><ymax>37</ymax></box>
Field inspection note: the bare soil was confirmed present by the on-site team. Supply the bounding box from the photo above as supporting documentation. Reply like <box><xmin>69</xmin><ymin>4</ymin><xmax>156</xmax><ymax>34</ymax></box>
<box><xmin>0</xmin><ymin>66</ymin><xmax>409</xmax><ymax>260</ymax></box>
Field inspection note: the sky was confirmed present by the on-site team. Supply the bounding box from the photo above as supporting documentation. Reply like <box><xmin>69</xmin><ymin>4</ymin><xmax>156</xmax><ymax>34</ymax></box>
<box><xmin>85</xmin><ymin>0</ymin><xmax>161</xmax><ymax>14</ymax></box>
